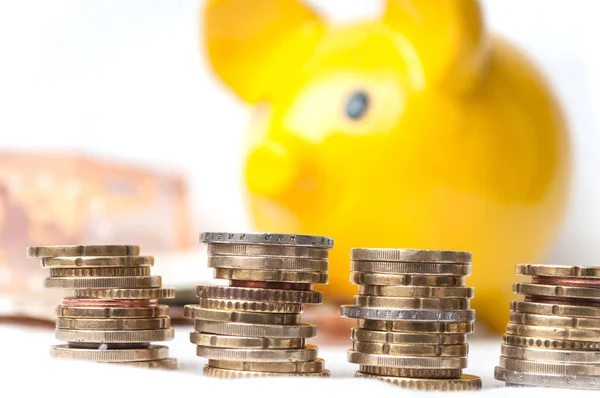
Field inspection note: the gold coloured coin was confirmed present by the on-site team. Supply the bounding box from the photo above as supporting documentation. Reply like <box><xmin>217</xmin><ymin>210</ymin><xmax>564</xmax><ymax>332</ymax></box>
<box><xmin>55</xmin><ymin>316</ymin><xmax>170</xmax><ymax>330</ymax></box>
<box><xmin>28</xmin><ymin>245</ymin><xmax>140</xmax><ymax>258</ymax></box>
<box><xmin>49</xmin><ymin>267</ymin><xmax>151</xmax><ymax>278</ymax></box>
<box><xmin>500</xmin><ymin>356</ymin><xmax>600</xmax><ymax>376</ymax></box>
<box><xmin>352</xmin><ymin>328</ymin><xmax>467</xmax><ymax>345</ymax></box>
<box><xmin>184</xmin><ymin>306</ymin><xmax>300</xmax><ymax>325</ymax></box>
<box><xmin>511</xmin><ymin>301</ymin><xmax>600</xmax><ymax>318</ymax></box>
<box><xmin>358</xmin><ymin>319</ymin><xmax>474</xmax><ymax>334</ymax></box>
<box><xmin>351</xmin><ymin>261</ymin><xmax>470</xmax><ymax>276</ymax></box>
<box><xmin>352</xmin><ymin>341</ymin><xmax>469</xmax><ymax>357</ymax></box>
<box><xmin>510</xmin><ymin>311</ymin><xmax>600</xmax><ymax>330</ymax></box>
<box><xmin>359</xmin><ymin>366</ymin><xmax>461</xmax><ymax>379</ymax></box>
<box><xmin>207</xmin><ymin>255</ymin><xmax>328</xmax><ymax>272</ymax></box>
<box><xmin>354</xmin><ymin>296</ymin><xmax>470</xmax><ymax>310</ymax></box>
<box><xmin>207</xmin><ymin>244</ymin><xmax>329</xmax><ymax>259</ymax></box>
<box><xmin>506</xmin><ymin>323</ymin><xmax>600</xmax><ymax>341</ymax></box>
<box><xmin>196</xmin><ymin>285</ymin><xmax>322</xmax><ymax>304</ymax></box>
<box><xmin>73</xmin><ymin>288</ymin><xmax>175</xmax><ymax>300</ymax></box>
<box><xmin>517</xmin><ymin>264</ymin><xmax>600</xmax><ymax>278</ymax></box>
<box><xmin>196</xmin><ymin>344</ymin><xmax>318</xmax><ymax>362</ymax></box>
<box><xmin>114</xmin><ymin>358</ymin><xmax>177</xmax><ymax>369</ymax></box>
<box><xmin>351</xmin><ymin>272</ymin><xmax>466</xmax><ymax>286</ymax></box>
<box><xmin>51</xmin><ymin>344</ymin><xmax>168</xmax><ymax>362</ymax></box>
<box><xmin>208</xmin><ymin>359</ymin><xmax>325</xmax><ymax>373</ymax></box>
<box><xmin>190</xmin><ymin>332</ymin><xmax>304</xmax><ymax>349</ymax></box>
<box><xmin>501</xmin><ymin>344</ymin><xmax>600</xmax><ymax>363</ymax></box>
<box><xmin>56</xmin><ymin>328</ymin><xmax>174</xmax><ymax>343</ymax></box>
<box><xmin>355</xmin><ymin>372</ymin><xmax>482</xmax><ymax>391</ymax></box>
<box><xmin>358</xmin><ymin>285</ymin><xmax>474</xmax><ymax>298</ymax></box>
<box><xmin>45</xmin><ymin>276</ymin><xmax>161</xmax><ymax>289</ymax></box>
<box><xmin>514</xmin><ymin>283</ymin><xmax>600</xmax><ymax>300</ymax></box>
<box><xmin>214</xmin><ymin>268</ymin><xmax>327</xmax><ymax>284</ymax></box>
<box><xmin>203</xmin><ymin>366</ymin><xmax>330</xmax><ymax>378</ymax></box>
<box><xmin>351</xmin><ymin>248</ymin><xmax>471</xmax><ymax>264</ymax></box>
<box><xmin>41</xmin><ymin>256</ymin><xmax>153</xmax><ymax>268</ymax></box>
<box><xmin>55</xmin><ymin>305</ymin><xmax>169</xmax><ymax>319</ymax></box>
<box><xmin>197</xmin><ymin>298</ymin><xmax>304</xmax><ymax>314</ymax></box>
<box><xmin>347</xmin><ymin>350</ymin><xmax>468</xmax><ymax>369</ymax></box>
<box><xmin>194</xmin><ymin>320</ymin><xmax>317</xmax><ymax>338</ymax></box>
<box><xmin>502</xmin><ymin>334</ymin><xmax>600</xmax><ymax>351</ymax></box>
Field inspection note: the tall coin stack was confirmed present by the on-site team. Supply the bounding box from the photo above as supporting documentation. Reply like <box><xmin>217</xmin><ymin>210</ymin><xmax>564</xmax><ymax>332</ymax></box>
<box><xmin>341</xmin><ymin>248</ymin><xmax>482</xmax><ymax>391</ymax></box>
<box><xmin>495</xmin><ymin>264</ymin><xmax>600</xmax><ymax>390</ymax></box>
<box><xmin>185</xmin><ymin>232</ymin><xmax>333</xmax><ymax>378</ymax></box>
<box><xmin>28</xmin><ymin>245</ymin><xmax>177</xmax><ymax>369</ymax></box>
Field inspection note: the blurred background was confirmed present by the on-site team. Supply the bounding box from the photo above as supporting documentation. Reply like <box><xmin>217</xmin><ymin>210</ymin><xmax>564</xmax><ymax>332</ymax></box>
<box><xmin>0</xmin><ymin>0</ymin><xmax>598</xmax><ymax>335</ymax></box>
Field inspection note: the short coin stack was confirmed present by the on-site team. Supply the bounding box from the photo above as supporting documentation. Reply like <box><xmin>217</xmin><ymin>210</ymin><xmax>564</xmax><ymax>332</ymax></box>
<box><xmin>495</xmin><ymin>264</ymin><xmax>600</xmax><ymax>390</ymax></box>
<box><xmin>28</xmin><ymin>245</ymin><xmax>177</xmax><ymax>369</ymax></box>
<box><xmin>341</xmin><ymin>248</ymin><xmax>482</xmax><ymax>391</ymax></box>
<box><xmin>185</xmin><ymin>232</ymin><xmax>333</xmax><ymax>378</ymax></box>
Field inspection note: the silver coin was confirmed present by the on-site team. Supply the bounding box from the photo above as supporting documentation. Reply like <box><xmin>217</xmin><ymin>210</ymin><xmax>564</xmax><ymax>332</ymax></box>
<box><xmin>341</xmin><ymin>306</ymin><xmax>475</xmax><ymax>322</ymax></box>
<box><xmin>200</xmin><ymin>232</ymin><xmax>333</xmax><ymax>249</ymax></box>
<box><xmin>351</xmin><ymin>248</ymin><xmax>471</xmax><ymax>263</ymax></box>
<box><xmin>494</xmin><ymin>367</ymin><xmax>600</xmax><ymax>390</ymax></box>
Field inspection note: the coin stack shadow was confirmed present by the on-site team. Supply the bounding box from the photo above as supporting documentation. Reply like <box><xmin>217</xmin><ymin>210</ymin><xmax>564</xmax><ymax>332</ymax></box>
<box><xmin>28</xmin><ymin>245</ymin><xmax>177</xmax><ymax>369</ymax></box>
<box><xmin>185</xmin><ymin>232</ymin><xmax>333</xmax><ymax>378</ymax></box>
<box><xmin>494</xmin><ymin>264</ymin><xmax>600</xmax><ymax>390</ymax></box>
<box><xmin>341</xmin><ymin>248</ymin><xmax>482</xmax><ymax>391</ymax></box>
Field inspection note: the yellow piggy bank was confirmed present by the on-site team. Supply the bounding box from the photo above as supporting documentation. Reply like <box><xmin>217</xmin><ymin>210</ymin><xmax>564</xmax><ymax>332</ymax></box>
<box><xmin>203</xmin><ymin>0</ymin><xmax>570</xmax><ymax>332</ymax></box>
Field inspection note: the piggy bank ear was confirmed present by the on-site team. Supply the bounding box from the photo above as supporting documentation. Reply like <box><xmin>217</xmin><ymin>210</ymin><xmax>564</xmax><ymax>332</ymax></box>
<box><xmin>203</xmin><ymin>0</ymin><xmax>323</xmax><ymax>103</ymax></box>
<box><xmin>383</xmin><ymin>0</ymin><xmax>488</xmax><ymax>91</ymax></box>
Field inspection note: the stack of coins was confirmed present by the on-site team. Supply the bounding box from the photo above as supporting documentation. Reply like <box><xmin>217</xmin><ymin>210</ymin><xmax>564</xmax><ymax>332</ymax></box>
<box><xmin>28</xmin><ymin>245</ymin><xmax>177</xmax><ymax>369</ymax></box>
<box><xmin>495</xmin><ymin>264</ymin><xmax>600</xmax><ymax>390</ymax></box>
<box><xmin>185</xmin><ymin>232</ymin><xmax>332</xmax><ymax>378</ymax></box>
<box><xmin>341</xmin><ymin>248</ymin><xmax>482</xmax><ymax>391</ymax></box>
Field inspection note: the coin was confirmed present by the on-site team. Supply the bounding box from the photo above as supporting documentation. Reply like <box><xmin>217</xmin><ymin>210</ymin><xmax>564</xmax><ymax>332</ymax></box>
<box><xmin>502</xmin><ymin>334</ymin><xmax>600</xmax><ymax>350</ymax></box>
<box><xmin>342</xmin><ymin>306</ymin><xmax>476</xmax><ymax>322</ymax></box>
<box><xmin>351</xmin><ymin>272</ymin><xmax>466</xmax><ymax>286</ymax></box>
<box><xmin>203</xmin><ymin>366</ymin><xmax>330</xmax><ymax>378</ymax></box>
<box><xmin>214</xmin><ymin>268</ymin><xmax>327</xmax><ymax>284</ymax></box>
<box><xmin>45</xmin><ymin>276</ymin><xmax>161</xmax><ymax>289</ymax></box>
<box><xmin>55</xmin><ymin>305</ymin><xmax>169</xmax><ymax>319</ymax></box>
<box><xmin>494</xmin><ymin>366</ymin><xmax>600</xmax><ymax>390</ymax></box>
<box><xmin>73</xmin><ymin>288</ymin><xmax>176</xmax><ymax>300</ymax></box>
<box><xmin>517</xmin><ymin>264</ymin><xmax>600</xmax><ymax>278</ymax></box>
<box><xmin>347</xmin><ymin>350</ymin><xmax>468</xmax><ymax>368</ymax></box>
<box><xmin>511</xmin><ymin>301</ymin><xmax>600</xmax><ymax>318</ymax></box>
<box><xmin>194</xmin><ymin>320</ymin><xmax>317</xmax><ymax>338</ymax></box>
<box><xmin>50</xmin><ymin>344</ymin><xmax>168</xmax><ymax>362</ymax></box>
<box><xmin>499</xmin><ymin>357</ymin><xmax>600</xmax><ymax>376</ymax></box>
<box><xmin>351</xmin><ymin>261</ymin><xmax>471</xmax><ymax>276</ymax></box>
<box><xmin>352</xmin><ymin>328</ymin><xmax>467</xmax><ymax>345</ymax></box>
<box><xmin>208</xmin><ymin>359</ymin><xmax>325</xmax><ymax>373</ymax></box>
<box><xmin>230</xmin><ymin>280</ymin><xmax>313</xmax><ymax>290</ymax></box>
<box><xmin>510</xmin><ymin>311</ymin><xmax>600</xmax><ymax>330</ymax></box>
<box><xmin>28</xmin><ymin>245</ymin><xmax>140</xmax><ymax>258</ymax></box>
<box><xmin>200</xmin><ymin>232</ymin><xmax>334</xmax><ymax>249</ymax></box>
<box><xmin>208</xmin><ymin>244</ymin><xmax>329</xmax><ymax>259</ymax></box>
<box><xmin>358</xmin><ymin>319</ymin><xmax>475</xmax><ymax>334</ymax></box>
<box><xmin>351</xmin><ymin>249</ymin><xmax>471</xmax><ymax>264</ymax></box>
<box><xmin>353</xmin><ymin>296</ymin><xmax>470</xmax><ymax>310</ymax></box>
<box><xmin>355</xmin><ymin>372</ymin><xmax>482</xmax><ymax>391</ymax></box>
<box><xmin>190</xmin><ymin>332</ymin><xmax>305</xmax><ymax>349</ymax></box>
<box><xmin>352</xmin><ymin>342</ymin><xmax>469</xmax><ymax>357</ymax></box>
<box><xmin>196</xmin><ymin>345</ymin><xmax>318</xmax><ymax>362</ymax></box>
<box><xmin>56</xmin><ymin>328</ymin><xmax>175</xmax><ymax>343</ymax></box>
<box><xmin>208</xmin><ymin>255</ymin><xmax>328</xmax><ymax>272</ymax></box>
<box><xmin>41</xmin><ymin>256</ymin><xmax>153</xmax><ymax>268</ymax></box>
<box><xmin>359</xmin><ymin>366</ymin><xmax>461</xmax><ymax>379</ymax></box>
<box><xmin>61</xmin><ymin>298</ymin><xmax>158</xmax><ymax>307</ymax></box>
<box><xmin>114</xmin><ymin>358</ymin><xmax>178</xmax><ymax>369</ymax></box>
<box><xmin>198</xmin><ymin>298</ymin><xmax>304</xmax><ymax>314</ymax></box>
<box><xmin>185</xmin><ymin>306</ymin><xmax>300</xmax><ymax>325</ymax></box>
<box><xmin>515</xmin><ymin>283</ymin><xmax>600</xmax><ymax>300</ymax></box>
<box><xmin>358</xmin><ymin>285</ymin><xmax>474</xmax><ymax>298</ymax></box>
<box><xmin>49</xmin><ymin>267</ymin><xmax>151</xmax><ymax>278</ymax></box>
<box><xmin>196</xmin><ymin>285</ymin><xmax>322</xmax><ymax>304</ymax></box>
<box><xmin>55</xmin><ymin>316</ymin><xmax>170</xmax><ymax>330</ymax></box>
<box><xmin>501</xmin><ymin>344</ymin><xmax>600</xmax><ymax>363</ymax></box>
<box><xmin>506</xmin><ymin>323</ymin><xmax>600</xmax><ymax>341</ymax></box>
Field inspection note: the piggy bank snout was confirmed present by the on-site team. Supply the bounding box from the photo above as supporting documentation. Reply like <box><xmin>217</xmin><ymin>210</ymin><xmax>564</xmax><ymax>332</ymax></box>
<box><xmin>245</xmin><ymin>141</ymin><xmax>298</xmax><ymax>197</ymax></box>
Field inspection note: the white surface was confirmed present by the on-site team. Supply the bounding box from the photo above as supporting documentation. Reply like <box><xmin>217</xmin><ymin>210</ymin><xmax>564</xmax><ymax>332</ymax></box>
<box><xmin>0</xmin><ymin>0</ymin><xmax>599</xmax><ymax>264</ymax></box>
<box><xmin>1</xmin><ymin>324</ymin><xmax>598</xmax><ymax>397</ymax></box>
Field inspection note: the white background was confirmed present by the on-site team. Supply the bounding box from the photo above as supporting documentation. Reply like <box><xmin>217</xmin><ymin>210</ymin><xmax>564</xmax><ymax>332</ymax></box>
<box><xmin>0</xmin><ymin>0</ymin><xmax>599</xmax><ymax>264</ymax></box>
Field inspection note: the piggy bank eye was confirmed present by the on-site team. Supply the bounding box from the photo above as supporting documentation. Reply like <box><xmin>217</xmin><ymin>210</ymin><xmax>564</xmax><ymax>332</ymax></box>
<box><xmin>345</xmin><ymin>91</ymin><xmax>369</xmax><ymax>120</ymax></box>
